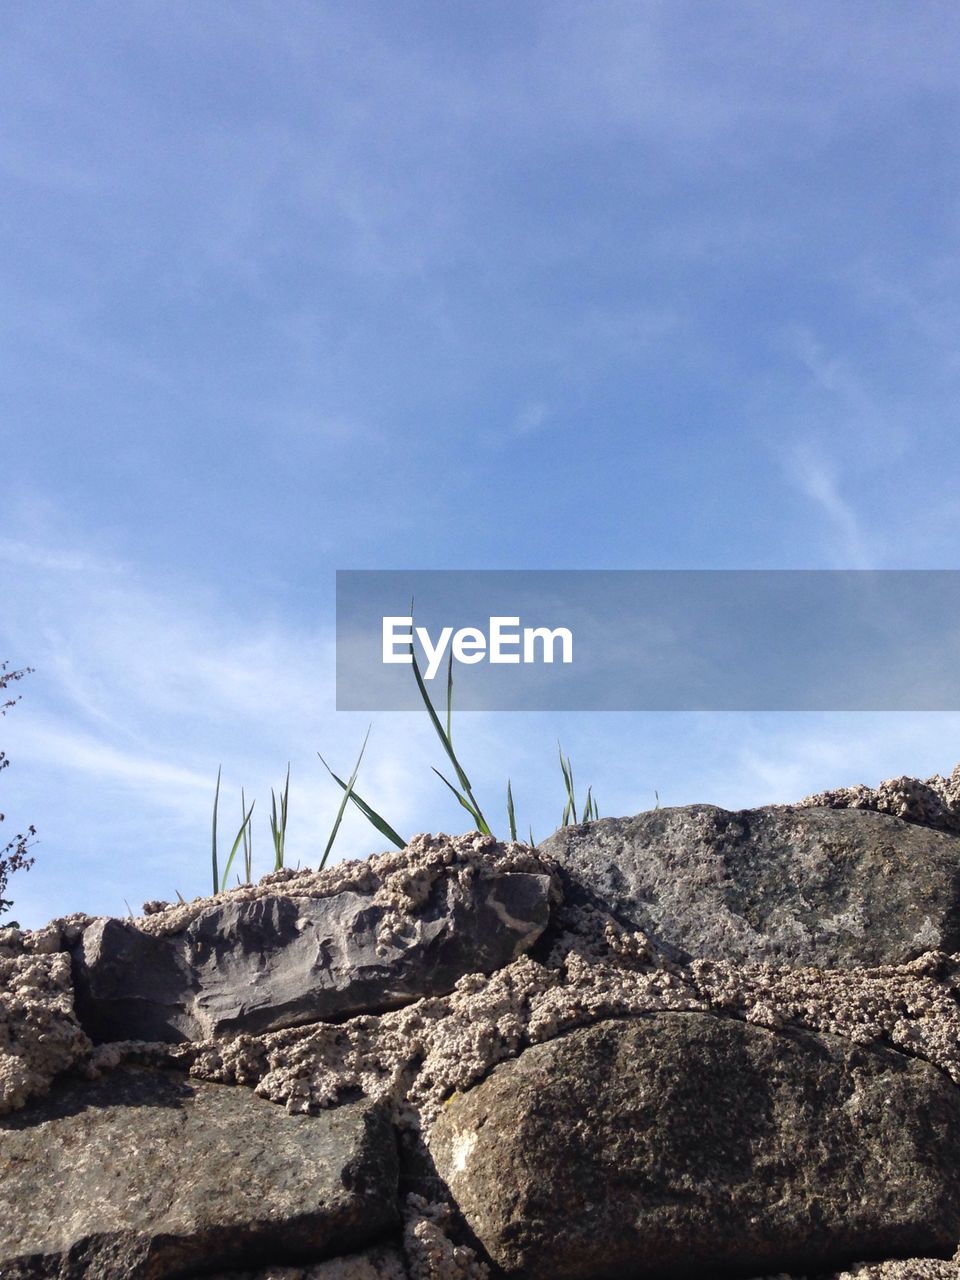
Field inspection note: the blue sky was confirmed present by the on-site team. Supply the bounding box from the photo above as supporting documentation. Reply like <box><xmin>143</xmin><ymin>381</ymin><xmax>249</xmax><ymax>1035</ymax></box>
<box><xmin>4</xmin><ymin>1</ymin><xmax>960</xmax><ymax>928</ymax></box>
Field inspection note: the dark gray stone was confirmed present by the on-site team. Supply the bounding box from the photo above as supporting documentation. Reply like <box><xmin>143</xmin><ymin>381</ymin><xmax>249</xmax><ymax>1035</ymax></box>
<box><xmin>0</xmin><ymin>1067</ymin><xmax>399</xmax><ymax>1279</ymax></box>
<box><xmin>201</xmin><ymin>1245</ymin><xmax>410</xmax><ymax>1278</ymax></box>
<box><xmin>73</xmin><ymin>871</ymin><xmax>552</xmax><ymax>1043</ymax></box>
<box><xmin>539</xmin><ymin>805</ymin><xmax>960</xmax><ymax>966</ymax></box>
<box><xmin>428</xmin><ymin>1013</ymin><xmax>960</xmax><ymax>1280</ymax></box>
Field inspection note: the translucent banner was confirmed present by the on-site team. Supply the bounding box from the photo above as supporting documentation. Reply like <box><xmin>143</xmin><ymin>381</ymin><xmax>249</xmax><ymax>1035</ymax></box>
<box><xmin>336</xmin><ymin>570</ymin><xmax>960</xmax><ymax>711</ymax></box>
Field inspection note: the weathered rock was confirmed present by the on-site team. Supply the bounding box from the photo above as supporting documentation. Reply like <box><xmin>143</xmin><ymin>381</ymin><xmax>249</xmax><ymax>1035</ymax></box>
<box><xmin>0</xmin><ymin>1066</ymin><xmax>399</xmax><ymax>1279</ymax></box>
<box><xmin>540</xmin><ymin>805</ymin><xmax>960</xmax><ymax>966</ymax></box>
<box><xmin>800</xmin><ymin>762</ymin><xmax>960</xmax><ymax>834</ymax></box>
<box><xmin>429</xmin><ymin>1013</ymin><xmax>960</xmax><ymax>1280</ymax></box>
<box><xmin>73</xmin><ymin>837</ymin><xmax>555</xmax><ymax>1043</ymax></box>
<box><xmin>204</xmin><ymin>1245</ymin><xmax>410</xmax><ymax>1279</ymax></box>
<box><xmin>0</xmin><ymin>949</ymin><xmax>91</xmax><ymax>1114</ymax></box>
<box><xmin>753</xmin><ymin>1257</ymin><xmax>960</xmax><ymax>1279</ymax></box>
<box><xmin>824</xmin><ymin>1260</ymin><xmax>960</xmax><ymax>1278</ymax></box>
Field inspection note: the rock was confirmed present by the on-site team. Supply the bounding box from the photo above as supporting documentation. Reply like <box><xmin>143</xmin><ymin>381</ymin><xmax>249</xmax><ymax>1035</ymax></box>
<box><xmin>205</xmin><ymin>1244</ymin><xmax>410</xmax><ymax>1279</ymax></box>
<box><xmin>0</xmin><ymin>950</ymin><xmax>91</xmax><ymax>1114</ymax></box>
<box><xmin>13</xmin><ymin>770</ymin><xmax>960</xmax><ymax>1280</ymax></box>
<box><xmin>539</xmin><ymin>804</ymin><xmax>960</xmax><ymax>966</ymax></box>
<box><xmin>0</xmin><ymin>1066</ymin><xmax>399</xmax><ymax>1279</ymax></box>
<box><xmin>72</xmin><ymin>834</ymin><xmax>556</xmax><ymax>1043</ymax></box>
<box><xmin>428</xmin><ymin>1012</ymin><xmax>960</xmax><ymax>1280</ymax></box>
<box><xmin>824</xmin><ymin>1260</ymin><xmax>960</xmax><ymax>1278</ymax></box>
<box><xmin>752</xmin><ymin>1258</ymin><xmax>960</xmax><ymax>1279</ymax></box>
<box><xmin>800</xmin><ymin>763</ymin><xmax>960</xmax><ymax>834</ymax></box>
<box><xmin>401</xmin><ymin>1195</ymin><xmax>489</xmax><ymax>1280</ymax></box>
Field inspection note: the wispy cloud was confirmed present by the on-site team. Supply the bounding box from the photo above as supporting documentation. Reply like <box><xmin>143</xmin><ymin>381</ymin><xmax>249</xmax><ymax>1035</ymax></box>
<box><xmin>0</xmin><ymin>531</ymin><xmax>448</xmax><ymax>921</ymax></box>
<box><xmin>514</xmin><ymin>401</ymin><xmax>550</xmax><ymax>435</ymax></box>
<box><xmin>784</xmin><ymin>443</ymin><xmax>873</xmax><ymax>569</ymax></box>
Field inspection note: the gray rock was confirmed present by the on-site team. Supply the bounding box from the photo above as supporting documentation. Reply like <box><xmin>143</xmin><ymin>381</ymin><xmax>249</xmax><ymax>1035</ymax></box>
<box><xmin>202</xmin><ymin>1244</ymin><xmax>410</xmax><ymax>1279</ymax></box>
<box><xmin>0</xmin><ymin>1066</ymin><xmax>399</xmax><ymax>1279</ymax></box>
<box><xmin>750</xmin><ymin>1260</ymin><xmax>960</xmax><ymax>1280</ymax></box>
<box><xmin>73</xmin><ymin>870</ymin><xmax>553</xmax><ymax>1043</ymax></box>
<box><xmin>428</xmin><ymin>1013</ymin><xmax>960</xmax><ymax>1280</ymax></box>
<box><xmin>540</xmin><ymin>805</ymin><xmax>960</xmax><ymax>966</ymax></box>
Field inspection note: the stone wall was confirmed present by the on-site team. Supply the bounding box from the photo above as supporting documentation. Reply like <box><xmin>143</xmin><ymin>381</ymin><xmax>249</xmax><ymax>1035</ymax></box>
<box><xmin>4</xmin><ymin>782</ymin><xmax>960</xmax><ymax>1278</ymax></box>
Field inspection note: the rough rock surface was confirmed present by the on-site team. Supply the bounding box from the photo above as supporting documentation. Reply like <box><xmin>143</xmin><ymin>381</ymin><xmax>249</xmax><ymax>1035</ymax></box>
<box><xmin>428</xmin><ymin>1013</ymin><xmax>960</xmax><ymax>1279</ymax></box>
<box><xmin>825</xmin><ymin>1260</ymin><xmax>960</xmax><ymax>1278</ymax></box>
<box><xmin>755</xmin><ymin>1255</ymin><xmax>960</xmax><ymax>1279</ymax></box>
<box><xmin>7</xmin><ymin>772</ymin><xmax>960</xmax><ymax>1279</ymax></box>
<box><xmin>73</xmin><ymin>833</ymin><xmax>558</xmax><ymax>1043</ymax></box>
<box><xmin>111</xmin><ymin>942</ymin><xmax>960</xmax><ymax>1127</ymax></box>
<box><xmin>539</xmin><ymin>803</ymin><xmax>960</xmax><ymax>966</ymax></box>
<box><xmin>205</xmin><ymin>1245</ymin><xmax>410</xmax><ymax>1279</ymax></box>
<box><xmin>0</xmin><ymin>1066</ymin><xmax>399</xmax><ymax>1279</ymax></box>
<box><xmin>800</xmin><ymin>762</ymin><xmax>960</xmax><ymax>834</ymax></box>
<box><xmin>0</xmin><ymin>946</ymin><xmax>91</xmax><ymax>1115</ymax></box>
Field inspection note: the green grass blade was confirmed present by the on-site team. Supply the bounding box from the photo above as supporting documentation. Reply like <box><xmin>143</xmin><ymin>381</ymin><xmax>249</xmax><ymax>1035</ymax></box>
<box><xmin>319</xmin><ymin>726</ymin><xmax>371</xmax><ymax>870</ymax></box>
<box><xmin>410</xmin><ymin>633</ymin><xmax>472</xmax><ymax>792</ymax></box>
<box><xmin>432</xmin><ymin>766</ymin><xmax>486</xmax><ymax>826</ymax></box>
<box><xmin>445</xmin><ymin>648</ymin><xmax>454</xmax><ymax>745</ymax></box>
<box><xmin>270</xmin><ymin>764</ymin><xmax>290</xmax><ymax>870</ymax></box>
<box><xmin>270</xmin><ymin>789</ymin><xmax>279</xmax><ymax>866</ymax></box>
<box><xmin>528</xmin><ymin>825</ymin><xmax>536</xmax><ymax>849</ymax></box>
<box><xmin>212</xmin><ymin>765</ymin><xmax>222</xmax><ymax>894</ymax></box>
<box><xmin>317</xmin><ymin>751</ymin><xmax>407</xmax><ymax>849</ymax></box>
<box><xmin>241</xmin><ymin>786</ymin><xmax>253</xmax><ymax>882</ymax></box>
<box><xmin>408</xmin><ymin>611</ymin><xmax>491</xmax><ymax>834</ymax></box>
<box><xmin>506</xmin><ymin>778</ymin><xmax>517</xmax><ymax>841</ymax></box>
<box><xmin>558</xmin><ymin>742</ymin><xmax>577</xmax><ymax>824</ymax></box>
<box><xmin>583</xmin><ymin>785</ymin><xmax>594</xmax><ymax>822</ymax></box>
<box><xmin>222</xmin><ymin>797</ymin><xmax>255</xmax><ymax>888</ymax></box>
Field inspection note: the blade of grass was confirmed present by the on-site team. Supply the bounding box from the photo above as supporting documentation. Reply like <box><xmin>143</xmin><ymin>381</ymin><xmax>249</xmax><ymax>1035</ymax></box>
<box><xmin>212</xmin><ymin>765</ymin><xmax>222</xmax><ymax>894</ymax></box>
<box><xmin>558</xmin><ymin>742</ymin><xmax>577</xmax><ymax>825</ymax></box>
<box><xmin>445</xmin><ymin>648</ymin><xmax>454</xmax><ymax>745</ymax></box>
<box><xmin>317</xmin><ymin>751</ymin><xmax>406</xmax><ymax>849</ymax></box>
<box><xmin>222</xmin><ymin>796</ymin><xmax>255</xmax><ymax>889</ymax></box>
<box><xmin>583</xmin><ymin>785</ymin><xmax>596</xmax><ymax>822</ymax></box>
<box><xmin>270</xmin><ymin>764</ymin><xmax>290</xmax><ymax>870</ymax></box>
<box><xmin>528</xmin><ymin>825</ymin><xmax>536</xmax><ymax>849</ymax></box>
<box><xmin>506</xmin><ymin>778</ymin><xmax>517</xmax><ymax>841</ymax></box>
<box><xmin>241</xmin><ymin>786</ymin><xmax>253</xmax><ymax>882</ymax></box>
<box><xmin>408</xmin><ymin>601</ymin><xmax>491</xmax><ymax>834</ymax></box>
<box><xmin>432</xmin><ymin>766</ymin><xmax>488</xmax><ymax>827</ymax></box>
<box><xmin>319</xmin><ymin>726</ymin><xmax>371</xmax><ymax>870</ymax></box>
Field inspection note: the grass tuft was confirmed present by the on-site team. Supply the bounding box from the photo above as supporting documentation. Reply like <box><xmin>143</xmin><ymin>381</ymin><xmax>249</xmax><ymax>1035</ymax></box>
<box><xmin>270</xmin><ymin>765</ymin><xmax>290</xmax><ymax>871</ymax></box>
<box><xmin>201</xmin><ymin>634</ymin><xmax>601</xmax><ymax>898</ymax></box>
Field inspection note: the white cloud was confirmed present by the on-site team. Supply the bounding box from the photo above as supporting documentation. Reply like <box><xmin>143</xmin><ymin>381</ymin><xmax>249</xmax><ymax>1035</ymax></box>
<box><xmin>514</xmin><ymin>402</ymin><xmax>550</xmax><ymax>435</ymax></box>
<box><xmin>785</xmin><ymin>443</ymin><xmax>872</xmax><ymax>569</ymax></box>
